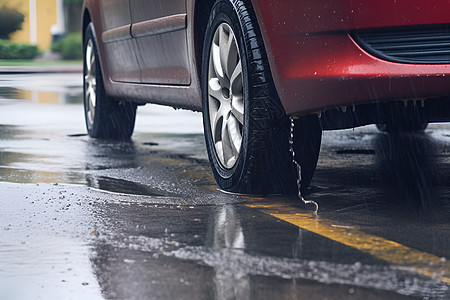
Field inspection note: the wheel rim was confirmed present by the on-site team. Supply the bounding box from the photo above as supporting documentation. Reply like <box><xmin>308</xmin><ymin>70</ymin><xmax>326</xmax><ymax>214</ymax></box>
<box><xmin>208</xmin><ymin>23</ymin><xmax>244</xmax><ymax>169</ymax></box>
<box><xmin>84</xmin><ymin>39</ymin><xmax>97</xmax><ymax>127</ymax></box>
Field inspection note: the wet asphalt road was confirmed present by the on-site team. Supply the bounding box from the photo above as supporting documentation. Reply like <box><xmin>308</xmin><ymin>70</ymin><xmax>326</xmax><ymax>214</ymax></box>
<box><xmin>0</xmin><ymin>73</ymin><xmax>449</xmax><ymax>299</ymax></box>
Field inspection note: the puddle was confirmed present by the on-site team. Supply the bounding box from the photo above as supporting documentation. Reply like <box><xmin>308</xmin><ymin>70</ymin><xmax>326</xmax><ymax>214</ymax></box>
<box><xmin>0</xmin><ymin>74</ymin><xmax>83</xmax><ymax>104</ymax></box>
<box><xmin>95</xmin><ymin>213</ymin><xmax>450</xmax><ymax>299</ymax></box>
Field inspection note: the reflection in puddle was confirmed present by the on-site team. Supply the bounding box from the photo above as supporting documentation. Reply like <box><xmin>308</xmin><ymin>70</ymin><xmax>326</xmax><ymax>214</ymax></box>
<box><xmin>89</xmin><ymin>203</ymin><xmax>449</xmax><ymax>299</ymax></box>
<box><xmin>210</xmin><ymin>206</ymin><xmax>250</xmax><ymax>299</ymax></box>
<box><xmin>0</xmin><ymin>87</ymin><xmax>20</xmax><ymax>100</ymax></box>
<box><xmin>0</xmin><ymin>125</ymin><xmax>87</xmax><ymax>185</ymax></box>
<box><xmin>0</xmin><ymin>74</ymin><xmax>83</xmax><ymax>104</ymax></box>
<box><xmin>0</xmin><ymin>86</ymin><xmax>83</xmax><ymax>104</ymax></box>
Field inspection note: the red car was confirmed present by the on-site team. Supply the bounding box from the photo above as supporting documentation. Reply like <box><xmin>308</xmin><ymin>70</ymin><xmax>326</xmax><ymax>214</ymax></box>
<box><xmin>81</xmin><ymin>0</ymin><xmax>450</xmax><ymax>194</ymax></box>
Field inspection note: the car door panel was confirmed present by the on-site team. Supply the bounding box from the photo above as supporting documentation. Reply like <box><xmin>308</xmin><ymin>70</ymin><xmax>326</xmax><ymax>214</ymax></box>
<box><xmin>130</xmin><ymin>0</ymin><xmax>190</xmax><ymax>85</ymax></box>
<box><xmin>100</xmin><ymin>0</ymin><xmax>140</xmax><ymax>83</ymax></box>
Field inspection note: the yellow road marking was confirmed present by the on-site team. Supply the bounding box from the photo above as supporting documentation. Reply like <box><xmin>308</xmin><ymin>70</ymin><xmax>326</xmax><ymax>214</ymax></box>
<box><xmin>245</xmin><ymin>202</ymin><xmax>450</xmax><ymax>283</ymax></box>
<box><xmin>153</xmin><ymin>155</ymin><xmax>450</xmax><ymax>283</ymax></box>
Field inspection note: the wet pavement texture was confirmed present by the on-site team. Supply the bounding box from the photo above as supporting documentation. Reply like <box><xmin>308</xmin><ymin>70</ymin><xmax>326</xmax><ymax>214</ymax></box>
<box><xmin>0</xmin><ymin>74</ymin><xmax>449</xmax><ymax>299</ymax></box>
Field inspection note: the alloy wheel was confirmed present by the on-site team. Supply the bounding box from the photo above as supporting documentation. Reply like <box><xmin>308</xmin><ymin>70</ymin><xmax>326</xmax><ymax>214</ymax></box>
<box><xmin>84</xmin><ymin>39</ymin><xmax>97</xmax><ymax>127</ymax></box>
<box><xmin>207</xmin><ymin>23</ymin><xmax>244</xmax><ymax>169</ymax></box>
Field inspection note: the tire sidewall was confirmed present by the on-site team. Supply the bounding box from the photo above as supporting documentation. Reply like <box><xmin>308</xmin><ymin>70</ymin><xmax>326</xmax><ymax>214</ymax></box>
<box><xmin>202</xmin><ymin>0</ymin><xmax>250</xmax><ymax>190</ymax></box>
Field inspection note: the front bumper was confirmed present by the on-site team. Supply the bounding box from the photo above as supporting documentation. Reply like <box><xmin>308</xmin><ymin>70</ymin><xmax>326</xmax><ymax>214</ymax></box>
<box><xmin>270</xmin><ymin>32</ymin><xmax>450</xmax><ymax>116</ymax></box>
<box><xmin>252</xmin><ymin>0</ymin><xmax>450</xmax><ymax>116</ymax></box>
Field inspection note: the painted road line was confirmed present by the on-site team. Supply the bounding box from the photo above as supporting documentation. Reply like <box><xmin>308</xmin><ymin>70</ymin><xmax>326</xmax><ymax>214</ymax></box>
<box><xmin>156</xmin><ymin>155</ymin><xmax>449</xmax><ymax>283</ymax></box>
<box><xmin>245</xmin><ymin>202</ymin><xmax>450</xmax><ymax>283</ymax></box>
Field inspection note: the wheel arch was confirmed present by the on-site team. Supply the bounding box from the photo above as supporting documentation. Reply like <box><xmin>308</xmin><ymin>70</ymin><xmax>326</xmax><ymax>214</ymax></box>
<box><xmin>81</xmin><ymin>2</ymin><xmax>113</xmax><ymax>101</ymax></box>
<box><xmin>81</xmin><ymin>8</ymin><xmax>91</xmax><ymax>43</ymax></box>
<box><xmin>193</xmin><ymin>0</ymin><xmax>215</xmax><ymax>85</ymax></box>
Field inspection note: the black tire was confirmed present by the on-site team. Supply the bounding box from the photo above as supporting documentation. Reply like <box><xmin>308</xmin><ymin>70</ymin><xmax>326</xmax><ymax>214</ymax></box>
<box><xmin>376</xmin><ymin>122</ymin><xmax>428</xmax><ymax>132</ymax></box>
<box><xmin>201</xmin><ymin>0</ymin><xmax>321</xmax><ymax>194</ymax></box>
<box><xmin>376</xmin><ymin>102</ymin><xmax>429</xmax><ymax>133</ymax></box>
<box><xmin>83</xmin><ymin>23</ymin><xmax>137</xmax><ymax>140</ymax></box>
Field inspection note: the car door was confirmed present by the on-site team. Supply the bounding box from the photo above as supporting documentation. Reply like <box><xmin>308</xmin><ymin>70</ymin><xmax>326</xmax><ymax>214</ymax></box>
<box><xmin>129</xmin><ymin>0</ymin><xmax>190</xmax><ymax>85</ymax></box>
<box><xmin>100</xmin><ymin>0</ymin><xmax>140</xmax><ymax>82</ymax></box>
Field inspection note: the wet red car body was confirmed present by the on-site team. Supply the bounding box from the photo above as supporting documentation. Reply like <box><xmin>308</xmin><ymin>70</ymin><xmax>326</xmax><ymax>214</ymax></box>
<box><xmin>82</xmin><ymin>0</ymin><xmax>450</xmax><ymax>118</ymax></box>
<box><xmin>253</xmin><ymin>0</ymin><xmax>450</xmax><ymax>116</ymax></box>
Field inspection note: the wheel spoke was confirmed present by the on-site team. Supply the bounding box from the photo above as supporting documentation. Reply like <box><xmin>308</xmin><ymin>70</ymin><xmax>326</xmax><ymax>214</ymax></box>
<box><xmin>214</xmin><ymin>141</ymin><xmax>225</xmax><ymax>165</ymax></box>
<box><xmin>230</xmin><ymin>62</ymin><xmax>244</xmax><ymax>124</ymax></box>
<box><xmin>85</xmin><ymin>42</ymin><xmax>92</xmax><ymax>73</ymax></box>
<box><xmin>230</xmin><ymin>62</ymin><xmax>242</xmax><ymax>96</ymax></box>
<box><xmin>89</xmin><ymin>91</ymin><xmax>95</xmax><ymax>111</ymax></box>
<box><xmin>90</xmin><ymin>53</ymin><xmax>95</xmax><ymax>76</ymax></box>
<box><xmin>212</xmin><ymin>110</ymin><xmax>225</xmax><ymax>163</ymax></box>
<box><xmin>211</xmin><ymin>103</ymin><xmax>227</xmax><ymax>143</ymax></box>
<box><xmin>88</xmin><ymin>85</ymin><xmax>96</xmax><ymax>108</ymax></box>
<box><xmin>89</xmin><ymin>42</ymin><xmax>95</xmax><ymax>68</ymax></box>
<box><xmin>231</xmin><ymin>96</ymin><xmax>244</xmax><ymax>125</ymax></box>
<box><xmin>225</xmin><ymin>35</ymin><xmax>239</xmax><ymax>80</ymax></box>
<box><xmin>208</xmin><ymin>78</ymin><xmax>222</xmax><ymax>101</ymax></box>
<box><xmin>212</xmin><ymin>42</ymin><xmax>225</xmax><ymax>86</ymax></box>
<box><xmin>218</xmin><ymin>25</ymin><xmax>230</xmax><ymax>78</ymax></box>
<box><xmin>221</xmin><ymin>112</ymin><xmax>235</xmax><ymax>166</ymax></box>
<box><xmin>227</xmin><ymin>114</ymin><xmax>242</xmax><ymax>155</ymax></box>
<box><xmin>86</xmin><ymin>85</ymin><xmax>96</xmax><ymax>124</ymax></box>
<box><xmin>85</xmin><ymin>69</ymin><xmax>97</xmax><ymax>109</ymax></box>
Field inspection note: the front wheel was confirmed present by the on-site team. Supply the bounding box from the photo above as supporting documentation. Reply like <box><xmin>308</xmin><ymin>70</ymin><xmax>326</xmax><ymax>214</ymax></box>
<box><xmin>202</xmin><ymin>0</ymin><xmax>321</xmax><ymax>194</ymax></box>
<box><xmin>83</xmin><ymin>23</ymin><xmax>137</xmax><ymax>140</ymax></box>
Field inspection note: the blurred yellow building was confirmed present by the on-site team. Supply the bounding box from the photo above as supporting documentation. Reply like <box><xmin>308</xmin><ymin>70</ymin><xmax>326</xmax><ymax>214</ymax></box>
<box><xmin>7</xmin><ymin>0</ymin><xmax>65</xmax><ymax>50</ymax></box>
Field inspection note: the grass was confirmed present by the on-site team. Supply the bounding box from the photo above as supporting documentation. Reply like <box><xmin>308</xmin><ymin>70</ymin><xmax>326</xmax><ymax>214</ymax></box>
<box><xmin>0</xmin><ymin>59</ymin><xmax>82</xmax><ymax>66</ymax></box>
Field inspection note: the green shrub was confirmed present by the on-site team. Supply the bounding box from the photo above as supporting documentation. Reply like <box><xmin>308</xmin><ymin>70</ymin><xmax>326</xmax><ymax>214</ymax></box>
<box><xmin>0</xmin><ymin>39</ymin><xmax>39</xmax><ymax>59</ymax></box>
<box><xmin>0</xmin><ymin>5</ymin><xmax>24</xmax><ymax>39</ymax></box>
<box><xmin>51</xmin><ymin>32</ymin><xmax>82</xmax><ymax>60</ymax></box>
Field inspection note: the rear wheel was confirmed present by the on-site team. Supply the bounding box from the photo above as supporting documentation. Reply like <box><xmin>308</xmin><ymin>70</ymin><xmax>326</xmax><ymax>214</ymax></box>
<box><xmin>202</xmin><ymin>0</ymin><xmax>321</xmax><ymax>194</ymax></box>
<box><xmin>83</xmin><ymin>23</ymin><xmax>137</xmax><ymax>140</ymax></box>
<box><xmin>376</xmin><ymin>102</ymin><xmax>429</xmax><ymax>132</ymax></box>
<box><xmin>376</xmin><ymin>121</ymin><xmax>428</xmax><ymax>132</ymax></box>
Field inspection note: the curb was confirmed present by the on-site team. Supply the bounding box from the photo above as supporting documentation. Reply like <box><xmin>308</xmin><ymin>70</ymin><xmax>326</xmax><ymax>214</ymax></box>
<box><xmin>0</xmin><ymin>65</ymin><xmax>83</xmax><ymax>74</ymax></box>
